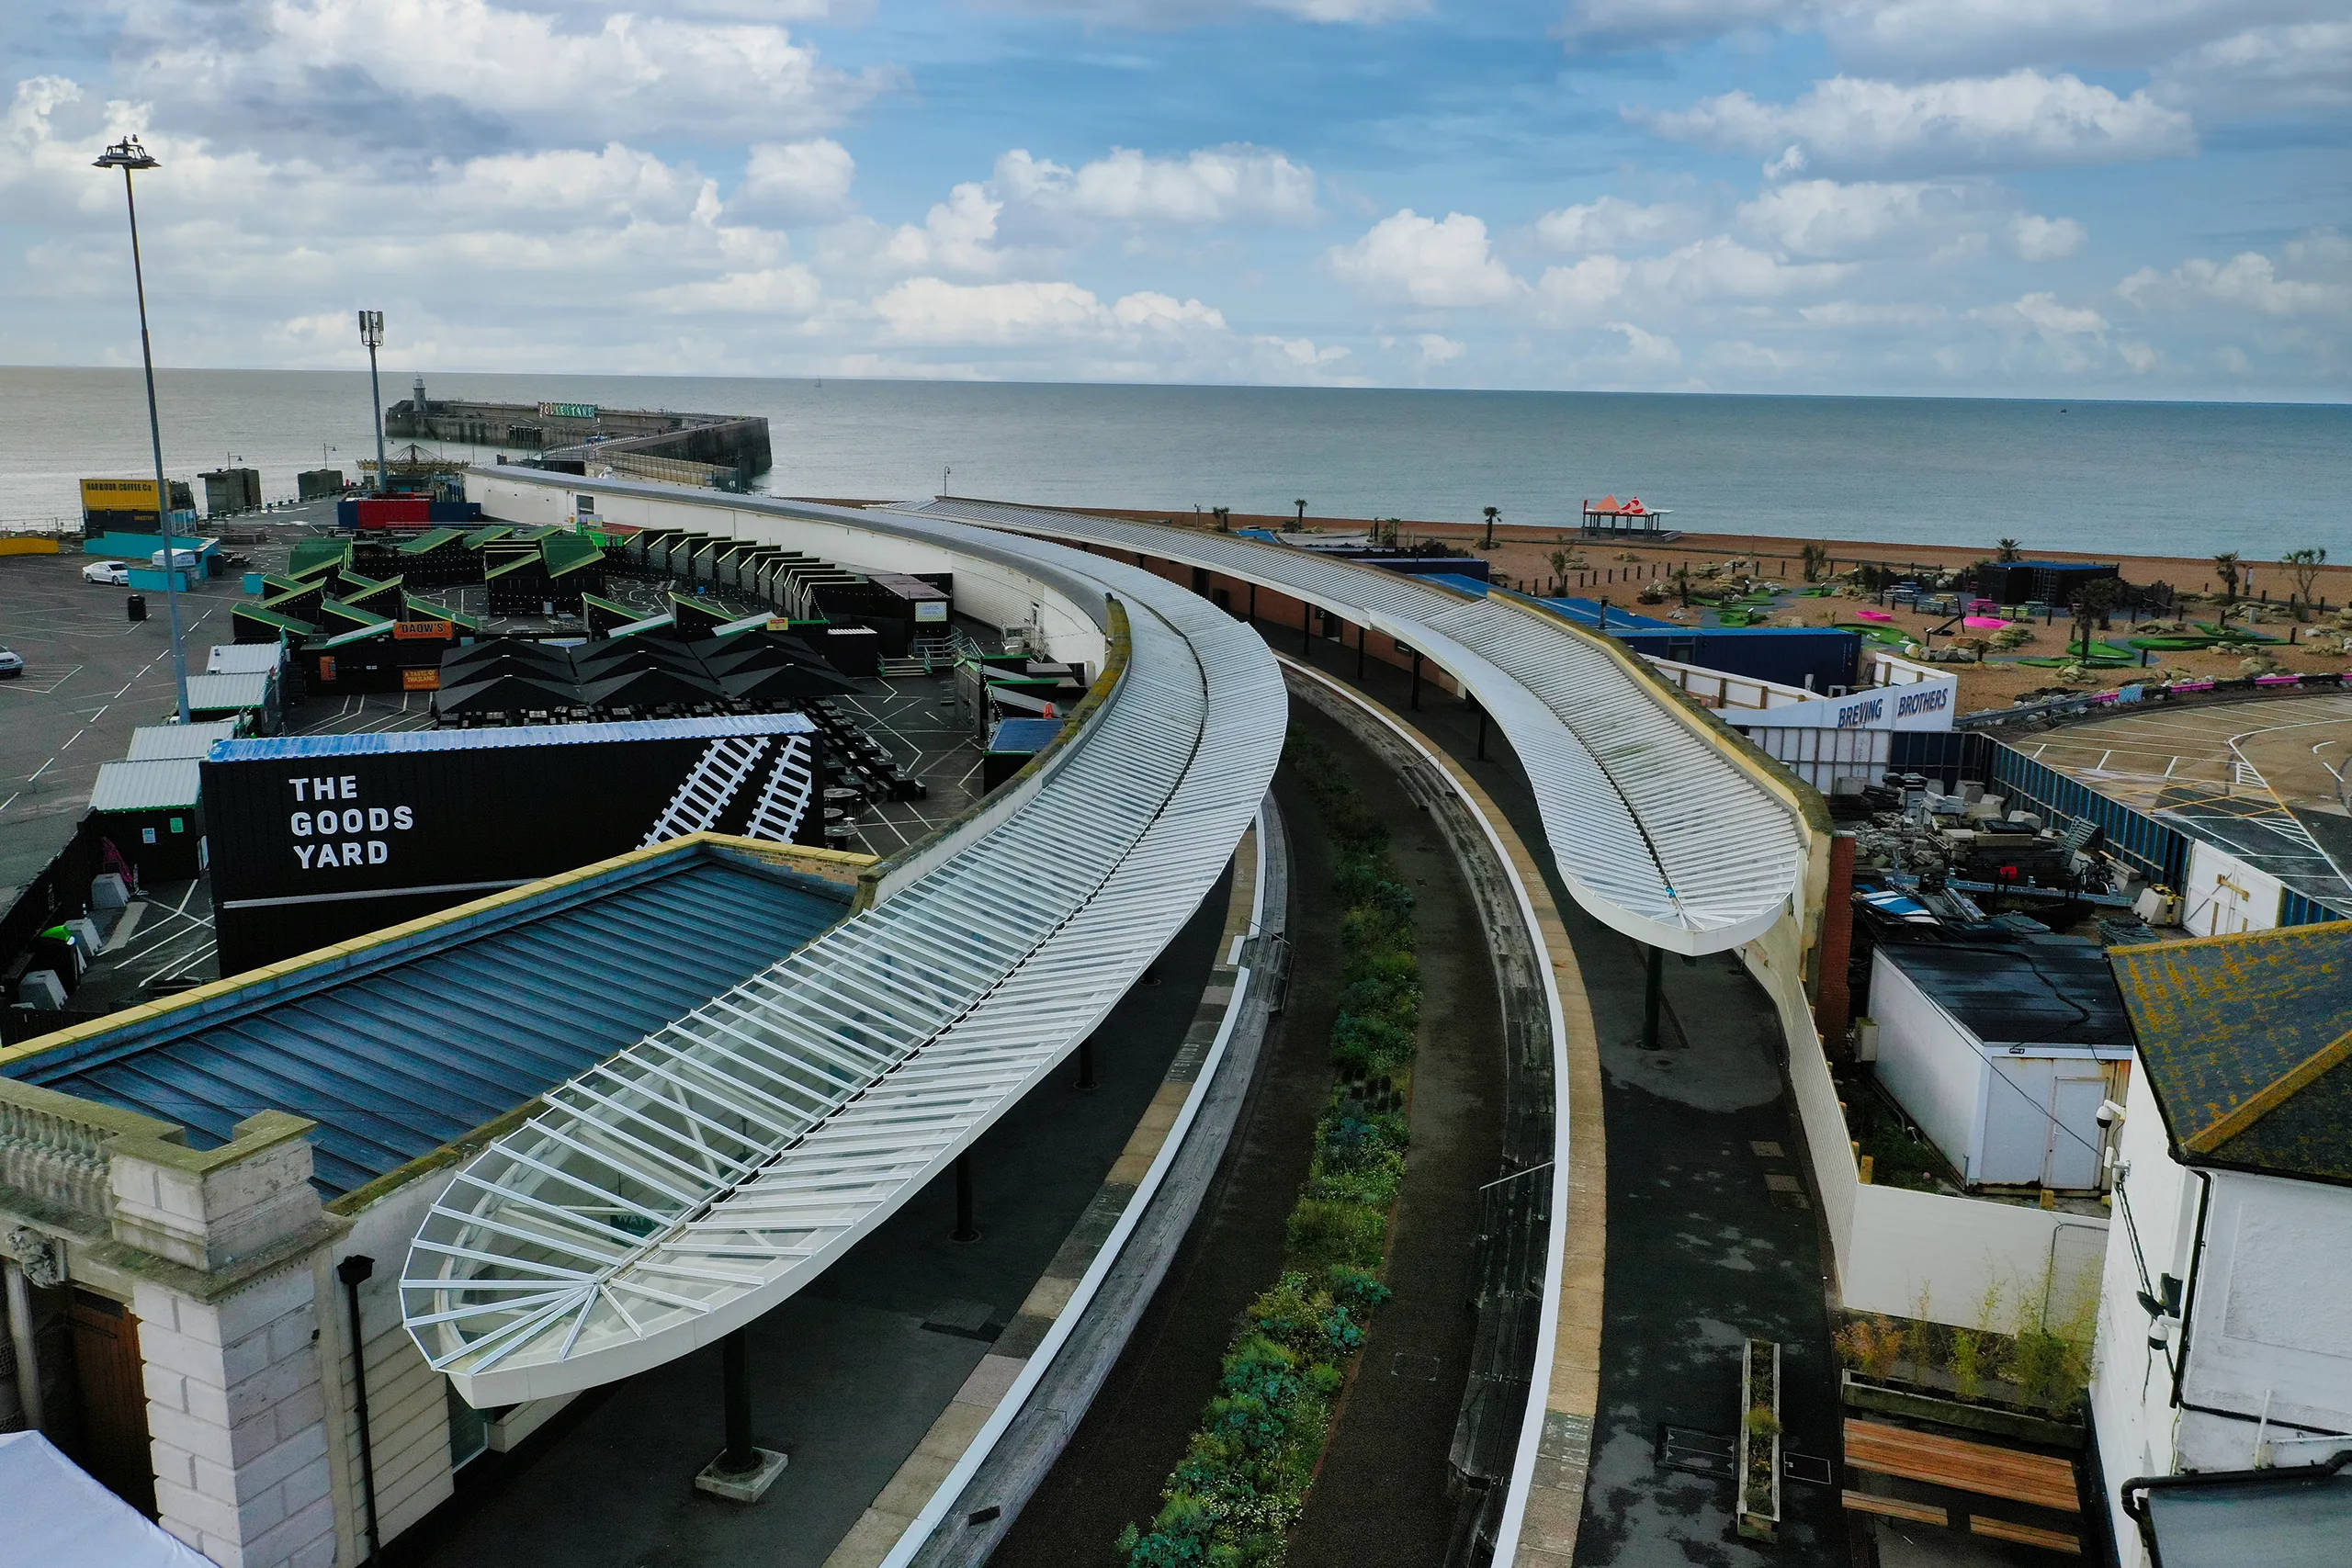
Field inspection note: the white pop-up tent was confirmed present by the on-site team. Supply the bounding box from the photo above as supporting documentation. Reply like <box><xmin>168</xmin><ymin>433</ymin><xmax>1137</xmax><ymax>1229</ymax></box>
<box><xmin>0</xmin><ymin>1431</ymin><xmax>217</xmax><ymax>1567</ymax></box>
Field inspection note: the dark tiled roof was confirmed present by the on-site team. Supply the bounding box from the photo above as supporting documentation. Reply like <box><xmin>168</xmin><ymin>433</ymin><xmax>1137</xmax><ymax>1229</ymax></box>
<box><xmin>3</xmin><ymin>846</ymin><xmax>850</xmax><ymax>1199</ymax></box>
<box><xmin>2109</xmin><ymin>921</ymin><xmax>2352</xmax><ymax>1181</ymax></box>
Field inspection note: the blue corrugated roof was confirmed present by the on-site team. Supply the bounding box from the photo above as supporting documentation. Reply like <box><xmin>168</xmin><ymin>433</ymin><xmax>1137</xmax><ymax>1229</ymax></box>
<box><xmin>989</xmin><ymin>717</ymin><xmax>1065</xmax><ymax>754</ymax></box>
<box><xmin>5</xmin><ymin>848</ymin><xmax>851</xmax><ymax>1198</ymax></box>
<box><xmin>214</xmin><ymin>711</ymin><xmax>814</xmax><ymax>761</ymax></box>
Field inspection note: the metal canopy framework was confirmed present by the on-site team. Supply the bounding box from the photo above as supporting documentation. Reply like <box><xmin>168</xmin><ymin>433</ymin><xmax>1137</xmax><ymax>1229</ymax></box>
<box><xmin>906</xmin><ymin>498</ymin><xmax>1806</xmax><ymax>954</ymax></box>
<box><xmin>401</xmin><ymin>521</ymin><xmax>1283</xmax><ymax>1406</ymax></box>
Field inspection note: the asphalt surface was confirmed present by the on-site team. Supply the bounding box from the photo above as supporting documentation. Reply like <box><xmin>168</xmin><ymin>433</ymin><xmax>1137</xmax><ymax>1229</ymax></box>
<box><xmin>393</xmin><ymin>867</ymin><xmax>1233</xmax><ymax>1568</ymax></box>
<box><xmin>0</xmin><ymin>508</ymin><xmax>332</xmax><ymax>898</ymax></box>
<box><xmin>1275</xmin><ymin>628</ymin><xmax>1849</xmax><ymax>1568</ymax></box>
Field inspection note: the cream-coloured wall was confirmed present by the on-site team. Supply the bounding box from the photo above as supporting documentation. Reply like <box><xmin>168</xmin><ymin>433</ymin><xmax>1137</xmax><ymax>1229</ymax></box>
<box><xmin>319</xmin><ymin>1172</ymin><xmax>461</xmax><ymax>1562</ymax></box>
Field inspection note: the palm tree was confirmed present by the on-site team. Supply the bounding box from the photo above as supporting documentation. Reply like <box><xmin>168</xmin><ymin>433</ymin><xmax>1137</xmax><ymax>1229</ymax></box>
<box><xmin>1548</xmin><ymin>547</ymin><xmax>1574</xmax><ymax>595</ymax></box>
<box><xmin>1291</xmin><ymin>498</ymin><xmax>1307</xmax><ymax>531</ymax></box>
<box><xmin>2070</xmin><ymin>578</ymin><xmax>2120</xmax><ymax>660</ymax></box>
<box><xmin>1482</xmin><ymin>505</ymin><xmax>1500</xmax><ymax>547</ymax></box>
<box><xmin>1670</xmin><ymin>565</ymin><xmax>1694</xmax><ymax>606</ymax></box>
<box><xmin>1996</xmin><ymin>538</ymin><xmax>2022</xmax><ymax>563</ymax></box>
<box><xmin>2284</xmin><ymin>547</ymin><xmax>2328</xmax><ymax>618</ymax></box>
<box><xmin>1800</xmin><ymin>542</ymin><xmax>1828</xmax><ymax>582</ymax></box>
<box><xmin>2213</xmin><ymin>551</ymin><xmax>2242</xmax><ymax>603</ymax></box>
<box><xmin>1213</xmin><ymin>505</ymin><xmax>1231</xmax><ymax>532</ymax></box>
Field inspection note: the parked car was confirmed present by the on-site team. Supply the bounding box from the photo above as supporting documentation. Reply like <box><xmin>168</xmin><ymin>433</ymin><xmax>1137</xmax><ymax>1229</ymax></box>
<box><xmin>83</xmin><ymin>559</ymin><xmax>131</xmax><ymax>586</ymax></box>
<box><xmin>0</xmin><ymin>648</ymin><xmax>23</xmax><ymax>680</ymax></box>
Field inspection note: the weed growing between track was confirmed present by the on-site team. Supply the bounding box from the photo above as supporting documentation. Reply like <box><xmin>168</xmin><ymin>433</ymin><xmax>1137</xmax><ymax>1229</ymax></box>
<box><xmin>1116</xmin><ymin>728</ymin><xmax>1414</xmax><ymax>1567</ymax></box>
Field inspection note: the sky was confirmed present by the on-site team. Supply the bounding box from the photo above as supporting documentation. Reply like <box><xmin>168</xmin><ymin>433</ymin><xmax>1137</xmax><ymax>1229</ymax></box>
<box><xmin>1</xmin><ymin>0</ymin><xmax>2346</xmax><ymax>399</ymax></box>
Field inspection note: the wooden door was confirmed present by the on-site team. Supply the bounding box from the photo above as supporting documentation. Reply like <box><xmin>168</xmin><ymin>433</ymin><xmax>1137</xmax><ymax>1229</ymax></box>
<box><xmin>66</xmin><ymin>1289</ymin><xmax>158</xmax><ymax>1517</ymax></box>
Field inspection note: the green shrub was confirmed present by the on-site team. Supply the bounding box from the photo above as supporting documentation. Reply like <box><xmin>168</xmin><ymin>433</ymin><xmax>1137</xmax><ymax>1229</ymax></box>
<box><xmin>1285</xmin><ymin>1199</ymin><xmax>1387</xmax><ymax>1272</ymax></box>
<box><xmin>1124</xmin><ymin>731</ymin><xmax>1421</xmax><ymax>1568</ymax></box>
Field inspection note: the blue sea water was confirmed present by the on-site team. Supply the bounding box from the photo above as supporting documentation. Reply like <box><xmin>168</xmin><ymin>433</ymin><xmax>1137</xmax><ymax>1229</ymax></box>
<box><xmin>2</xmin><ymin>366</ymin><xmax>2344</xmax><ymax>558</ymax></box>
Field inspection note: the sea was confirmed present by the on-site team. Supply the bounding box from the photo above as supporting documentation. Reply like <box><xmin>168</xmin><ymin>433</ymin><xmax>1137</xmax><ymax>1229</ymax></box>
<box><xmin>3</xmin><ymin>366</ymin><xmax>2346</xmax><ymax>559</ymax></box>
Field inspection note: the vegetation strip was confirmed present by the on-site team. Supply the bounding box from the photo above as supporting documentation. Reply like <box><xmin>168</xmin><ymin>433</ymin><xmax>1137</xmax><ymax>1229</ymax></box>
<box><xmin>1118</xmin><ymin>728</ymin><xmax>1415</xmax><ymax>1566</ymax></box>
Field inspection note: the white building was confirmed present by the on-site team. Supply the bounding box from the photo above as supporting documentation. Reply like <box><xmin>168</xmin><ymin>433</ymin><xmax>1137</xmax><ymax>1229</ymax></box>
<box><xmin>1869</xmin><ymin>936</ymin><xmax>2132</xmax><ymax>1191</ymax></box>
<box><xmin>2091</xmin><ymin>920</ymin><xmax>2352</xmax><ymax>1568</ymax></box>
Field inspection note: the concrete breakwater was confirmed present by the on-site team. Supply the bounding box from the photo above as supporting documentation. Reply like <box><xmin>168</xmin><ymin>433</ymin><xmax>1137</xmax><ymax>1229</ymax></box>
<box><xmin>383</xmin><ymin>378</ymin><xmax>772</xmax><ymax>483</ymax></box>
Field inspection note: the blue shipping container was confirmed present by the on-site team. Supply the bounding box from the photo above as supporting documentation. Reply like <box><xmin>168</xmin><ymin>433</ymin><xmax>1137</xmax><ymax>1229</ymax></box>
<box><xmin>1613</xmin><ymin>626</ymin><xmax>1861</xmax><ymax>694</ymax></box>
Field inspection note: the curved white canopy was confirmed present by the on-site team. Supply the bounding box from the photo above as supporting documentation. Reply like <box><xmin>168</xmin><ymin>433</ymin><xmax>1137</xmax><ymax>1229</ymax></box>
<box><xmin>907</xmin><ymin>498</ymin><xmax>1808</xmax><ymax>954</ymax></box>
<box><xmin>401</xmin><ymin>518</ymin><xmax>1283</xmax><ymax>1405</ymax></box>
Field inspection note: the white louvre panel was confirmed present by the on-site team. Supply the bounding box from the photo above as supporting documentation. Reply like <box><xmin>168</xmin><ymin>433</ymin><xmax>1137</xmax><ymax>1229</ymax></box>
<box><xmin>906</xmin><ymin>498</ymin><xmax>1805</xmax><ymax>953</ymax></box>
<box><xmin>401</xmin><ymin>533</ymin><xmax>1283</xmax><ymax>1406</ymax></box>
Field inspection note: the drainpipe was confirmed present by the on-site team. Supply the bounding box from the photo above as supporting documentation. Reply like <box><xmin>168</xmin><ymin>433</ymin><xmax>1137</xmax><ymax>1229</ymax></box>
<box><xmin>4</xmin><ymin>1261</ymin><xmax>43</xmax><ymax>1433</ymax></box>
<box><xmin>2168</xmin><ymin>1172</ymin><xmax>2214</xmax><ymax>1412</ymax></box>
<box><xmin>336</xmin><ymin>1255</ymin><xmax>382</xmax><ymax>1561</ymax></box>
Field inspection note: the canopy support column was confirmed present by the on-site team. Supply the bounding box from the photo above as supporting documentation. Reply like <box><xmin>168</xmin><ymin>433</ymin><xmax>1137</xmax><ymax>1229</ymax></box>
<box><xmin>1076</xmin><ymin>1036</ymin><xmax>1098</xmax><ymax>1093</ymax></box>
<box><xmin>953</xmin><ymin>1153</ymin><xmax>981</xmax><ymax>1244</ymax></box>
<box><xmin>1642</xmin><ymin>944</ymin><xmax>1664</xmax><ymax>1051</ymax></box>
<box><xmin>695</xmin><ymin>1326</ymin><xmax>787</xmax><ymax>1502</ymax></box>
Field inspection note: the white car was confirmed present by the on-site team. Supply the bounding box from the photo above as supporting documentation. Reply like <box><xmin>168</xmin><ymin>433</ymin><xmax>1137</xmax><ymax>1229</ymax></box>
<box><xmin>0</xmin><ymin>648</ymin><xmax>23</xmax><ymax>680</ymax></box>
<box><xmin>83</xmin><ymin>559</ymin><xmax>131</xmax><ymax>586</ymax></box>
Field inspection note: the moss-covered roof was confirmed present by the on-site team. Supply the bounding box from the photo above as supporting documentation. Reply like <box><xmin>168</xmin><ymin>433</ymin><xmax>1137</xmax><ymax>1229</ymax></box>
<box><xmin>2111</xmin><ymin>921</ymin><xmax>2352</xmax><ymax>1182</ymax></box>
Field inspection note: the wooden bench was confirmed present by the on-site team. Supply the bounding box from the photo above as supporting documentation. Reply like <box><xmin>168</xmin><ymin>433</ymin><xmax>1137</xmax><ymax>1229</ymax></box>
<box><xmin>1844</xmin><ymin>1419</ymin><xmax>2080</xmax><ymax>1513</ymax></box>
<box><xmin>1972</xmin><ymin>1515</ymin><xmax>2082</xmax><ymax>1554</ymax></box>
<box><xmin>1841</xmin><ymin>1490</ymin><xmax>1948</xmax><ymax>1527</ymax></box>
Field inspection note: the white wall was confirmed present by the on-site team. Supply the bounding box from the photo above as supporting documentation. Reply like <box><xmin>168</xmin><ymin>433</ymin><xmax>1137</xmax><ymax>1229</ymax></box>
<box><xmin>1651</xmin><ymin>657</ymin><xmax>1959</xmax><ymax>731</ymax></box>
<box><xmin>1844</xmin><ymin>1180</ymin><xmax>2107</xmax><ymax>1326</ymax></box>
<box><xmin>2181</xmin><ymin>1172</ymin><xmax>2352</xmax><ymax>1461</ymax></box>
<box><xmin>1748</xmin><ymin>918</ymin><xmax>2107</xmax><ymax>1330</ymax></box>
<box><xmin>469</xmin><ymin>474</ymin><xmax>1108</xmax><ymax>675</ymax></box>
<box><xmin>2182</xmin><ymin>838</ymin><xmax>2287</xmax><ymax>936</ymax></box>
<box><xmin>2085</xmin><ymin>1069</ymin><xmax>2352</xmax><ymax>1562</ymax></box>
<box><xmin>1870</xmin><ymin>953</ymin><xmax>1988</xmax><ymax>1180</ymax></box>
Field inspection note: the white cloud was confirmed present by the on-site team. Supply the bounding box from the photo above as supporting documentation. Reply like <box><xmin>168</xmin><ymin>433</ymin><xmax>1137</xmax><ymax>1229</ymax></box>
<box><xmin>996</xmin><ymin>144</ymin><xmax>1318</xmax><ymax>228</ymax></box>
<box><xmin>132</xmin><ymin>0</ymin><xmax>890</xmax><ymax>147</ymax></box>
<box><xmin>989</xmin><ymin>0</ymin><xmax>1426</xmax><ymax>23</ymax></box>
<box><xmin>1641</xmin><ymin>71</ymin><xmax>2196</xmax><ymax>175</ymax></box>
<box><xmin>880</xmin><ymin>183</ymin><xmax>1008</xmax><ymax>276</ymax></box>
<box><xmin>871</xmin><ymin>276</ymin><xmax>1227</xmax><ymax>344</ymax></box>
<box><xmin>1557</xmin><ymin>0</ymin><xmax>1831</xmax><ymax>51</ymax></box>
<box><xmin>2119</xmin><ymin>233</ymin><xmax>2352</xmax><ymax>320</ymax></box>
<box><xmin>1326</xmin><ymin>210</ymin><xmax>1522</xmax><ymax>307</ymax></box>
<box><xmin>1415</xmin><ymin>333</ymin><xmax>1465</xmax><ymax>363</ymax></box>
<box><xmin>736</xmin><ymin>139</ymin><xmax>856</xmax><ymax>222</ymax></box>
<box><xmin>1532</xmin><ymin>255</ymin><xmax>1634</xmax><ymax>319</ymax></box>
<box><xmin>1558</xmin><ymin>0</ymin><xmax>2340</xmax><ymax>78</ymax></box>
<box><xmin>2155</xmin><ymin>21</ymin><xmax>2352</xmax><ymax>114</ymax></box>
<box><xmin>2003</xmin><ymin>291</ymin><xmax>2108</xmax><ymax>334</ymax></box>
<box><xmin>2008</xmin><ymin>212</ymin><xmax>2086</xmax><ymax>261</ymax></box>
<box><xmin>1532</xmin><ymin>196</ymin><xmax>1705</xmax><ymax>253</ymax></box>
<box><xmin>1736</xmin><ymin>180</ymin><xmax>1956</xmax><ymax>256</ymax></box>
<box><xmin>648</xmin><ymin>265</ymin><xmax>822</xmax><ymax>315</ymax></box>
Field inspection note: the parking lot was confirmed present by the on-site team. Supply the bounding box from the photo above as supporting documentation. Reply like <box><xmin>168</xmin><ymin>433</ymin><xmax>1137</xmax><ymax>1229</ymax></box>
<box><xmin>0</xmin><ymin>515</ymin><xmax>328</xmax><ymax>900</ymax></box>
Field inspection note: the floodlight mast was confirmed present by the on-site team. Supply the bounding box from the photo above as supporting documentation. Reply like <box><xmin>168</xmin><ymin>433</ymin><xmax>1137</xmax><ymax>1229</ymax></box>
<box><xmin>94</xmin><ymin>134</ymin><xmax>190</xmax><ymax>725</ymax></box>
<box><xmin>358</xmin><ymin>310</ymin><xmax>388</xmax><ymax>493</ymax></box>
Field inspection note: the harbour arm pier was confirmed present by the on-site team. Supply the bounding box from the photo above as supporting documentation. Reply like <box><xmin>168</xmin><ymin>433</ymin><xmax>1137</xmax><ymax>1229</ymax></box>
<box><xmin>383</xmin><ymin>378</ymin><xmax>772</xmax><ymax>487</ymax></box>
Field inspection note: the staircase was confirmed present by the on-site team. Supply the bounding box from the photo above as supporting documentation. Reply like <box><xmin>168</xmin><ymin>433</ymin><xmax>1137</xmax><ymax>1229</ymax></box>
<box><xmin>741</xmin><ymin>739</ymin><xmax>819</xmax><ymax>843</ymax></box>
<box><xmin>641</xmin><ymin>736</ymin><xmax>772</xmax><ymax>844</ymax></box>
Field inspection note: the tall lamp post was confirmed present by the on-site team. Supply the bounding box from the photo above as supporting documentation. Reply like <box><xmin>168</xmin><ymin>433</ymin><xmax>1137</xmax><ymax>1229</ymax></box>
<box><xmin>358</xmin><ymin>310</ymin><xmax>388</xmax><ymax>493</ymax></box>
<box><xmin>94</xmin><ymin>135</ymin><xmax>190</xmax><ymax>725</ymax></box>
